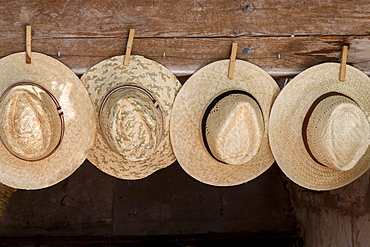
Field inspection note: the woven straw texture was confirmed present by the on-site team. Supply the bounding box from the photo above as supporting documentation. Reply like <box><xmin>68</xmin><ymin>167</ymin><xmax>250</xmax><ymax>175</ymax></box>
<box><xmin>81</xmin><ymin>55</ymin><xmax>181</xmax><ymax>180</ymax></box>
<box><xmin>0</xmin><ymin>183</ymin><xmax>15</xmax><ymax>219</ymax></box>
<box><xmin>269</xmin><ymin>63</ymin><xmax>370</xmax><ymax>191</ymax></box>
<box><xmin>0</xmin><ymin>84</ymin><xmax>63</xmax><ymax>161</ymax></box>
<box><xmin>99</xmin><ymin>88</ymin><xmax>163</xmax><ymax>162</ymax></box>
<box><xmin>0</xmin><ymin>52</ymin><xmax>95</xmax><ymax>190</ymax></box>
<box><xmin>306</xmin><ymin>95</ymin><xmax>369</xmax><ymax>171</ymax></box>
<box><xmin>170</xmin><ymin>59</ymin><xmax>280</xmax><ymax>186</ymax></box>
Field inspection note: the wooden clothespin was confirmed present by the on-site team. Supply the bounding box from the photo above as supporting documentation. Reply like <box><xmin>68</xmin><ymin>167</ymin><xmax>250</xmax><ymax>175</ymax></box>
<box><xmin>123</xmin><ymin>29</ymin><xmax>135</xmax><ymax>66</ymax></box>
<box><xmin>339</xmin><ymin>44</ymin><xmax>349</xmax><ymax>82</ymax></box>
<box><xmin>26</xmin><ymin>25</ymin><xmax>32</xmax><ymax>64</ymax></box>
<box><xmin>228</xmin><ymin>42</ymin><xmax>237</xmax><ymax>79</ymax></box>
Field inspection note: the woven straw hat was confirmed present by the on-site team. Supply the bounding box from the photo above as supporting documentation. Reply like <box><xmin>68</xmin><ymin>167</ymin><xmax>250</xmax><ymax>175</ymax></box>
<box><xmin>269</xmin><ymin>63</ymin><xmax>370</xmax><ymax>191</ymax></box>
<box><xmin>81</xmin><ymin>55</ymin><xmax>181</xmax><ymax>179</ymax></box>
<box><xmin>170</xmin><ymin>59</ymin><xmax>280</xmax><ymax>186</ymax></box>
<box><xmin>0</xmin><ymin>52</ymin><xmax>95</xmax><ymax>190</ymax></box>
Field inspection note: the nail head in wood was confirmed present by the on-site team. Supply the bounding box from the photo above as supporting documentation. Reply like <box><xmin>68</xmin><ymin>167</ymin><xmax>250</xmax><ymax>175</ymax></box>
<box><xmin>228</xmin><ymin>42</ymin><xmax>238</xmax><ymax>79</ymax></box>
<box><xmin>124</xmin><ymin>29</ymin><xmax>135</xmax><ymax>66</ymax></box>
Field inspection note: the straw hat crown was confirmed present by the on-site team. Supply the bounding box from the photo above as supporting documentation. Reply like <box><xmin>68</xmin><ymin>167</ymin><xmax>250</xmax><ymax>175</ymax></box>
<box><xmin>205</xmin><ymin>93</ymin><xmax>264</xmax><ymax>165</ymax></box>
<box><xmin>99</xmin><ymin>87</ymin><xmax>163</xmax><ymax>162</ymax></box>
<box><xmin>306</xmin><ymin>95</ymin><xmax>370</xmax><ymax>171</ymax></box>
<box><xmin>0</xmin><ymin>83</ymin><xmax>63</xmax><ymax>161</ymax></box>
<box><xmin>0</xmin><ymin>52</ymin><xmax>95</xmax><ymax>190</ymax></box>
<box><xmin>269</xmin><ymin>62</ymin><xmax>370</xmax><ymax>190</ymax></box>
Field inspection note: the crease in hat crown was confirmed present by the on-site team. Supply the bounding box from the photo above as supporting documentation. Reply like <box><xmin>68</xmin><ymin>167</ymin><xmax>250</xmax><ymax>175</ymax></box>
<box><xmin>0</xmin><ymin>83</ymin><xmax>64</xmax><ymax>161</ymax></box>
<box><xmin>306</xmin><ymin>94</ymin><xmax>370</xmax><ymax>171</ymax></box>
<box><xmin>99</xmin><ymin>86</ymin><xmax>164</xmax><ymax>162</ymax></box>
<box><xmin>205</xmin><ymin>93</ymin><xmax>264</xmax><ymax>165</ymax></box>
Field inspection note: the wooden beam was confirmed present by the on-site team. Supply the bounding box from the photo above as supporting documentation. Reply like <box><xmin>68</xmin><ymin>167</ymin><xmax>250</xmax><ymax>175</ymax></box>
<box><xmin>0</xmin><ymin>232</ymin><xmax>302</xmax><ymax>245</ymax></box>
<box><xmin>2</xmin><ymin>0</ymin><xmax>370</xmax><ymax>77</ymax></box>
<box><xmin>1</xmin><ymin>0</ymin><xmax>370</xmax><ymax>38</ymax></box>
<box><xmin>2</xmin><ymin>36</ymin><xmax>369</xmax><ymax>77</ymax></box>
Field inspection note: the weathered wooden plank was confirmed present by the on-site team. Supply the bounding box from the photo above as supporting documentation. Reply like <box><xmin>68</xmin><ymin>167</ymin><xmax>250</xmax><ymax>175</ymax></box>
<box><xmin>288</xmin><ymin>169</ymin><xmax>370</xmax><ymax>246</ymax></box>
<box><xmin>2</xmin><ymin>0</ymin><xmax>370</xmax><ymax>77</ymax></box>
<box><xmin>0</xmin><ymin>161</ymin><xmax>298</xmax><ymax>238</ymax></box>
<box><xmin>0</xmin><ymin>161</ymin><xmax>115</xmax><ymax>237</ymax></box>
<box><xmin>1</xmin><ymin>0</ymin><xmax>370</xmax><ymax>39</ymax></box>
<box><xmin>0</xmin><ymin>234</ymin><xmax>303</xmax><ymax>245</ymax></box>
<box><xmin>112</xmin><ymin>163</ymin><xmax>297</xmax><ymax>236</ymax></box>
<box><xmin>2</xmin><ymin>36</ymin><xmax>370</xmax><ymax>76</ymax></box>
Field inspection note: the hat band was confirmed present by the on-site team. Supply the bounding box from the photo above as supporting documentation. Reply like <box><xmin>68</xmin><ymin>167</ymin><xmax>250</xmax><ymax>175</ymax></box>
<box><xmin>201</xmin><ymin>90</ymin><xmax>263</xmax><ymax>164</ymax></box>
<box><xmin>301</xmin><ymin>91</ymin><xmax>356</xmax><ymax>167</ymax></box>
<box><xmin>98</xmin><ymin>85</ymin><xmax>164</xmax><ymax>159</ymax></box>
<box><xmin>0</xmin><ymin>82</ymin><xmax>65</xmax><ymax>162</ymax></box>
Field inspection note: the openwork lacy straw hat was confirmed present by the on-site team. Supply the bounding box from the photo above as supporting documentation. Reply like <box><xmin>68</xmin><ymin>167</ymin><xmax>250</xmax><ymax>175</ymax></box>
<box><xmin>269</xmin><ymin>63</ymin><xmax>370</xmax><ymax>191</ymax></box>
<box><xmin>0</xmin><ymin>52</ymin><xmax>95</xmax><ymax>190</ymax></box>
<box><xmin>170</xmin><ymin>59</ymin><xmax>280</xmax><ymax>186</ymax></box>
<box><xmin>81</xmin><ymin>55</ymin><xmax>181</xmax><ymax>179</ymax></box>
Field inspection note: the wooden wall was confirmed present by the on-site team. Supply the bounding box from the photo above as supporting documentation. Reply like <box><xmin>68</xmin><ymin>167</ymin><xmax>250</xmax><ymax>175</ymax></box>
<box><xmin>0</xmin><ymin>161</ymin><xmax>300</xmax><ymax>246</ymax></box>
<box><xmin>2</xmin><ymin>0</ymin><xmax>370</xmax><ymax>246</ymax></box>
<box><xmin>2</xmin><ymin>0</ymin><xmax>370</xmax><ymax>77</ymax></box>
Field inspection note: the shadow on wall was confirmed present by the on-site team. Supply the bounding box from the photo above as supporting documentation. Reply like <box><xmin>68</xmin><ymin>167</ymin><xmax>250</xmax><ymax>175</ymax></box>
<box><xmin>0</xmin><ymin>160</ymin><xmax>302</xmax><ymax>246</ymax></box>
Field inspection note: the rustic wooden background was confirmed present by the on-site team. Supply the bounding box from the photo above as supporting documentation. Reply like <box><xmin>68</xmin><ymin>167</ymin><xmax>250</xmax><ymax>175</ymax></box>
<box><xmin>2</xmin><ymin>0</ymin><xmax>370</xmax><ymax>77</ymax></box>
<box><xmin>2</xmin><ymin>0</ymin><xmax>370</xmax><ymax>246</ymax></box>
<box><xmin>0</xmin><ymin>161</ymin><xmax>300</xmax><ymax>246</ymax></box>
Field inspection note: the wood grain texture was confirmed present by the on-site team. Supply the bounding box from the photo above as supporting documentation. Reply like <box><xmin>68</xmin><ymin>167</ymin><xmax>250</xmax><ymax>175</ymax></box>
<box><xmin>2</xmin><ymin>1</ymin><xmax>370</xmax><ymax>244</ymax></box>
<box><xmin>1</xmin><ymin>0</ymin><xmax>370</xmax><ymax>76</ymax></box>
<box><xmin>289</xmin><ymin>169</ymin><xmax>370</xmax><ymax>246</ymax></box>
<box><xmin>2</xmin><ymin>36</ymin><xmax>370</xmax><ymax>76</ymax></box>
<box><xmin>2</xmin><ymin>0</ymin><xmax>370</xmax><ymax>38</ymax></box>
<box><xmin>0</xmin><ymin>161</ymin><xmax>299</xmax><ymax>239</ymax></box>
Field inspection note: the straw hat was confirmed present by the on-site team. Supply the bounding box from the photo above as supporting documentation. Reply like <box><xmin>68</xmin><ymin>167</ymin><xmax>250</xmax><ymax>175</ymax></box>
<box><xmin>0</xmin><ymin>183</ymin><xmax>16</xmax><ymax>219</ymax></box>
<box><xmin>269</xmin><ymin>63</ymin><xmax>370</xmax><ymax>190</ymax></box>
<box><xmin>81</xmin><ymin>55</ymin><xmax>181</xmax><ymax>179</ymax></box>
<box><xmin>170</xmin><ymin>59</ymin><xmax>280</xmax><ymax>186</ymax></box>
<box><xmin>0</xmin><ymin>52</ymin><xmax>95</xmax><ymax>190</ymax></box>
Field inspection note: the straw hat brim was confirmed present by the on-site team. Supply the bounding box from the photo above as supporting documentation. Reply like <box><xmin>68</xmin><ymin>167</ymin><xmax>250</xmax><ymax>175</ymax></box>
<box><xmin>81</xmin><ymin>55</ymin><xmax>181</xmax><ymax>180</ymax></box>
<box><xmin>0</xmin><ymin>52</ymin><xmax>95</xmax><ymax>190</ymax></box>
<box><xmin>269</xmin><ymin>63</ymin><xmax>370</xmax><ymax>191</ymax></box>
<box><xmin>170</xmin><ymin>59</ymin><xmax>280</xmax><ymax>186</ymax></box>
